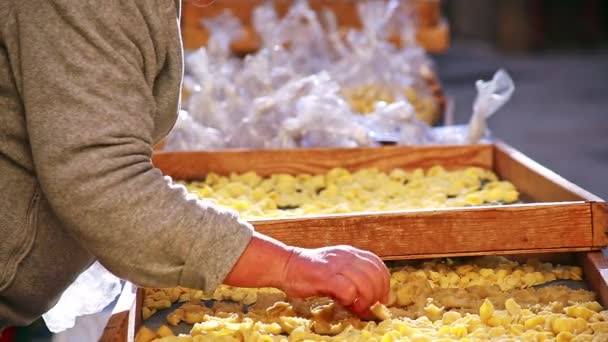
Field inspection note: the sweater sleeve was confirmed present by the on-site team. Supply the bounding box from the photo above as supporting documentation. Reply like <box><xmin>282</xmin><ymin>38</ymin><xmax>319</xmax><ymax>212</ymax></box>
<box><xmin>11</xmin><ymin>0</ymin><xmax>253</xmax><ymax>292</ymax></box>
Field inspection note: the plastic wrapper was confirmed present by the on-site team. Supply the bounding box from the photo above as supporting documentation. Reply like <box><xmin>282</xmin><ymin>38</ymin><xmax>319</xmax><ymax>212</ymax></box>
<box><xmin>234</xmin><ymin>46</ymin><xmax>298</xmax><ymax>99</ymax></box>
<box><xmin>467</xmin><ymin>69</ymin><xmax>515</xmax><ymax>143</ymax></box>
<box><xmin>432</xmin><ymin>69</ymin><xmax>515</xmax><ymax>145</ymax></box>
<box><xmin>361</xmin><ymin>101</ymin><xmax>433</xmax><ymax>145</ymax></box>
<box><xmin>174</xmin><ymin>1</ymin><xmax>514</xmax><ymax>151</ymax></box>
<box><xmin>320</xmin><ymin>9</ymin><xmax>350</xmax><ymax>60</ymax></box>
<box><xmin>228</xmin><ymin>72</ymin><xmax>372</xmax><ymax>149</ymax></box>
<box><xmin>42</xmin><ymin>262</ymin><xmax>122</xmax><ymax>333</ymax></box>
<box><xmin>287</xmin><ymin>94</ymin><xmax>371</xmax><ymax>148</ymax></box>
<box><xmin>201</xmin><ymin>10</ymin><xmax>243</xmax><ymax>62</ymax></box>
<box><xmin>327</xmin><ymin>1</ymin><xmax>443</xmax><ymax>125</ymax></box>
<box><xmin>185</xmin><ymin>48</ymin><xmax>245</xmax><ymax>135</ymax></box>
<box><xmin>270</xmin><ymin>0</ymin><xmax>333</xmax><ymax>75</ymax></box>
<box><xmin>252</xmin><ymin>1</ymin><xmax>281</xmax><ymax>47</ymax></box>
<box><xmin>164</xmin><ymin>110</ymin><xmax>226</xmax><ymax>151</ymax></box>
<box><xmin>332</xmin><ymin>0</ymin><xmax>405</xmax><ymax>86</ymax></box>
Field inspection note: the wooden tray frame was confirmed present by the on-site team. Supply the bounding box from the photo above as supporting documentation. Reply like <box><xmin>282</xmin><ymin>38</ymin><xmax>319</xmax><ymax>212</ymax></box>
<box><xmin>181</xmin><ymin>0</ymin><xmax>450</xmax><ymax>53</ymax></box>
<box><xmin>100</xmin><ymin>140</ymin><xmax>608</xmax><ymax>341</ymax></box>
<box><xmin>101</xmin><ymin>251</ymin><xmax>608</xmax><ymax>341</ymax></box>
<box><xmin>150</xmin><ymin>141</ymin><xmax>607</xmax><ymax>260</ymax></box>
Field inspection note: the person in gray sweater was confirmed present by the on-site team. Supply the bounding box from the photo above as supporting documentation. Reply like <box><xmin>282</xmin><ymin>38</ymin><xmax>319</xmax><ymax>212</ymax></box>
<box><xmin>0</xmin><ymin>0</ymin><xmax>390</xmax><ymax>330</ymax></box>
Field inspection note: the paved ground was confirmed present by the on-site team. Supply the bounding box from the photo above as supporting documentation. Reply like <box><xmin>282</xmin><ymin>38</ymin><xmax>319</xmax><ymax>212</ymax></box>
<box><xmin>435</xmin><ymin>41</ymin><xmax>608</xmax><ymax>199</ymax></box>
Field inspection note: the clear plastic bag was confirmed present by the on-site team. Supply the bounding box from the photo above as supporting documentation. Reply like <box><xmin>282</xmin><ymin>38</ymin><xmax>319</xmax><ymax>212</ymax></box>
<box><xmin>201</xmin><ymin>10</ymin><xmax>243</xmax><ymax>61</ymax></box>
<box><xmin>252</xmin><ymin>1</ymin><xmax>281</xmax><ymax>48</ymax></box>
<box><xmin>185</xmin><ymin>48</ymin><xmax>245</xmax><ymax>136</ymax></box>
<box><xmin>467</xmin><ymin>69</ymin><xmax>515</xmax><ymax>143</ymax></box>
<box><xmin>431</xmin><ymin>69</ymin><xmax>515</xmax><ymax>144</ymax></box>
<box><xmin>175</xmin><ymin>2</ymin><xmax>513</xmax><ymax>151</ymax></box>
<box><xmin>326</xmin><ymin>1</ymin><xmax>445</xmax><ymax>126</ymax></box>
<box><xmin>288</xmin><ymin>94</ymin><xmax>372</xmax><ymax>148</ymax></box>
<box><xmin>361</xmin><ymin>101</ymin><xmax>433</xmax><ymax>145</ymax></box>
<box><xmin>330</xmin><ymin>1</ymin><xmax>418</xmax><ymax>114</ymax></box>
<box><xmin>228</xmin><ymin>72</ymin><xmax>374</xmax><ymax>149</ymax></box>
<box><xmin>272</xmin><ymin>0</ymin><xmax>332</xmax><ymax>75</ymax></box>
<box><xmin>164</xmin><ymin>110</ymin><xmax>226</xmax><ymax>151</ymax></box>
<box><xmin>42</xmin><ymin>262</ymin><xmax>122</xmax><ymax>333</ymax></box>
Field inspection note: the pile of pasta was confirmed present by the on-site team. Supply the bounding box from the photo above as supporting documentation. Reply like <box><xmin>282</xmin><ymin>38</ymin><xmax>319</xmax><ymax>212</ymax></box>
<box><xmin>136</xmin><ymin>257</ymin><xmax>608</xmax><ymax>341</ymax></box>
<box><xmin>341</xmin><ymin>84</ymin><xmax>440</xmax><ymax>125</ymax></box>
<box><xmin>184</xmin><ymin>166</ymin><xmax>520</xmax><ymax>220</ymax></box>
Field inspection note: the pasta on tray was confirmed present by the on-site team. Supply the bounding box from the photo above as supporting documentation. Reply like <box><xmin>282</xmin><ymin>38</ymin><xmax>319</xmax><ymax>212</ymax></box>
<box><xmin>136</xmin><ymin>257</ymin><xmax>608</xmax><ymax>341</ymax></box>
<box><xmin>182</xmin><ymin>166</ymin><xmax>520</xmax><ymax>220</ymax></box>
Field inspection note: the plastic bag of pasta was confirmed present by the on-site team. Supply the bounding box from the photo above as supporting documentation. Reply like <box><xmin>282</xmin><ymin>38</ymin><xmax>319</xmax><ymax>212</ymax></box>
<box><xmin>333</xmin><ymin>0</ymin><xmax>401</xmax><ymax>79</ymax></box>
<box><xmin>164</xmin><ymin>110</ymin><xmax>226</xmax><ymax>151</ymax></box>
<box><xmin>229</xmin><ymin>72</ymin><xmax>371</xmax><ymax>149</ymax></box>
<box><xmin>270</xmin><ymin>0</ymin><xmax>332</xmax><ymax>75</ymax></box>
<box><xmin>252</xmin><ymin>0</ymin><xmax>281</xmax><ymax>48</ymax></box>
<box><xmin>285</xmin><ymin>94</ymin><xmax>372</xmax><ymax>148</ymax></box>
<box><xmin>201</xmin><ymin>10</ymin><xmax>243</xmax><ymax>62</ymax></box>
<box><xmin>331</xmin><ymin>1</ymin><xmax>443</xmax><ymax>125</ymax></box>
<box><xmin>227</xmin><ymin>72</ymin><xmax>326</xmax><ymax>149</ymax></box>
<box><xmin>234</xmin><ymin>46</ymin><xmax>298</xmax><ymax>100</ymax></box>
<box><xmin>185</xmin><ymin>48</ymin><xmax>245</xmax><ymax>136</ymax></box>
<box><xmin>331</xmin><ymin>0</ymin><xmax>414</xmax><ymax>113</ymax></box>
<box><xmin>361</xmin><ymin>101</ymin><xmax>433</xmax><ymax>145</ymax></box>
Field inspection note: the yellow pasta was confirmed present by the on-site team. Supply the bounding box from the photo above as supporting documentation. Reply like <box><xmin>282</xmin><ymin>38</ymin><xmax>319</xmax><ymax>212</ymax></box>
<box><xmin>340</xmin><ymin>84</ymin><xmax>441</xmax><ymax>125</ymax></box>
<box><xmin>139</xmin><ymin>258</ymin><xmax>602</xmax><ymax>341</ymax></box>
<box><xmin>184</xmin><ymin>166</ymin><xmax>520</xmax><ymax>220</ymax></box>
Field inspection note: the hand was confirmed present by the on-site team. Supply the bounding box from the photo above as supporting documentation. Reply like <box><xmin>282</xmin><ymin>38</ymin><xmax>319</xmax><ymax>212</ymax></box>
<box><xmin>279</xmin><ymin>245</ymin><xmax>391</xmax><ymax>316</ymax></box>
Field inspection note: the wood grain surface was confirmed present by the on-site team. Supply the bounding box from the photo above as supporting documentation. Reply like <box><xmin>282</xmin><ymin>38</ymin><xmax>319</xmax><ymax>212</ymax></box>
<box><xmin>493</xmin><ymin>140</ymin><xmax>604</xmax><ymax>203</ymax></box>
<box><xmin>581</xmin><ymin>252</ymin><xmax>608</xmax><ymax>307</ymax></box>
<box><xmin>99</xmin><ymin>283</ymin><xmax>139</xmax><ymax>342</ymax></box>
<box><xmin>152</xmin><ymin>145</ymin><xmax>494</xmax><ymax>179</ymax></box>
<box><xmin>592</xmin><ymin>202</ymin><xmax>608</xmax><ymax>247</ymax></box>
<box><xmin>248</xmin><ymin>202</ymin><xmax>594</xmax><ymax>258</ymax></box>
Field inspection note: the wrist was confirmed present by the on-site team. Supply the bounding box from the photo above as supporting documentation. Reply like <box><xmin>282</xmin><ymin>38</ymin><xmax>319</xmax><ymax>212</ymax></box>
<box><xmin>275</xmin><ymin>244</ymin><xmax>298</xmax><ymax>289</ymax></box>
<box><xmin>224</xmin><ymin>232</ymin><xmax>295</xmax><ymax>289</ymax></box>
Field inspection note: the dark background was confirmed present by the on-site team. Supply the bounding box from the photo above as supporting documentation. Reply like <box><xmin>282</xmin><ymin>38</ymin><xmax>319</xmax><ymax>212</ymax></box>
<box><xmin>437</xmin><ymin>0</ymin><xmax>608</xmax><ymax>199</ymax></box>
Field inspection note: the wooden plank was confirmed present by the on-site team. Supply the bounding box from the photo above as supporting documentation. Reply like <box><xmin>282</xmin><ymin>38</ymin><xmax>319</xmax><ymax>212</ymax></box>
<box><xmin>248</xmin><ymin>202</ymin><xmax>593</xmax><ymax>258</ymax></box>
<box><xmin>581</xmin><ymin>252</ymin><xmax>608</xmax><ymax>307</ymax></box>
<box><xmin>383</xmin><ymin>248</ymin><xmax>592</xmax><ymax>261</ymax></box>
<box><xmin>99</xmin><ymin>311</ymin><xmax>129</xmax><ymax>342</ymax></box>
<box><xmin>100</xmin><ymin>282</ymin><xmax>138</xmax><ymax>342</ymax></box>
<box><xmin>592</xmin><ymin>202</ymin><xmax>608</xmax><ymax>247</ymax></box>
<box><xmin>152</xmin><ymin>144</ymin><xmax>494</xmax><ymax>180</ymax></box>
<box><xmin>493</xmin><ymin>140</ymin><xmax>604</xmax><ymax>203</ymax></box>
<box><xmin>152</xmin><ymin>143</ymin><xmax>600</xmax><ymax>253</ymax></box>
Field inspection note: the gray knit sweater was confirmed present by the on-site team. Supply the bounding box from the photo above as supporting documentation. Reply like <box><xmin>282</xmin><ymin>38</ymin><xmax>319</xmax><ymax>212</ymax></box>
<box><xmin>0</xmin><ymin>0</ymin><xmax>253</xmax><ymax>328</ymax></box>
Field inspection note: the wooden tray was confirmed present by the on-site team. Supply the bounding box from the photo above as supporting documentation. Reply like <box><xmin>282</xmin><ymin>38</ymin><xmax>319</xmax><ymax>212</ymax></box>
<box><xmin>181</xmin><ymin>0</ymin><xmax>450</xmax><ymax>53</ymax></box>
<box><xmin>100</xmin><ymin>251</ymin><xmax>608</xmax><ymax>341</ymax></box>
<box><xmin>150</xmin><ymin>141</ymin><xmax>607</xmax><ymax>260</ymax></box>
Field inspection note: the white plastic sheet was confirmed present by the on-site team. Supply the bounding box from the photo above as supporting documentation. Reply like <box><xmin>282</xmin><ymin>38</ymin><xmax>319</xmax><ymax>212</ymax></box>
<box><xmin>42</xmin><ymin>262</ymin><xmax>122</xmax><ymax>333</ymax></box>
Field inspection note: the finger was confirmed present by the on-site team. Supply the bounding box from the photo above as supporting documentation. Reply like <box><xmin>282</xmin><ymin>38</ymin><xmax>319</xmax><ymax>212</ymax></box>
<box><xmin>358</xmin><ymin>250</ymin><xmax>391</xmax><ymax>304</ymax></box>
<box><xmin>350</xmin><ymin>298</ymin><xmax>373</xmax><ymax>318</ymax></box>
<box><xmin>348</xmin><ymin>300</ymin><xmax>373</xmax><ymax>320</ymax></box>
<box><xmin>325</xmin><ymin>273</ymin><xmax>357</xmax><ymax>307</ymax></box>
<box><xmin>339</xmin><ymin>264</ymin><xmax>376</xmax><ymax>314</ymax></box>
<box><xmin>353</xmin><ymin>255</ymin><xmax>386</xmax><ymax>306</ymax></box>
